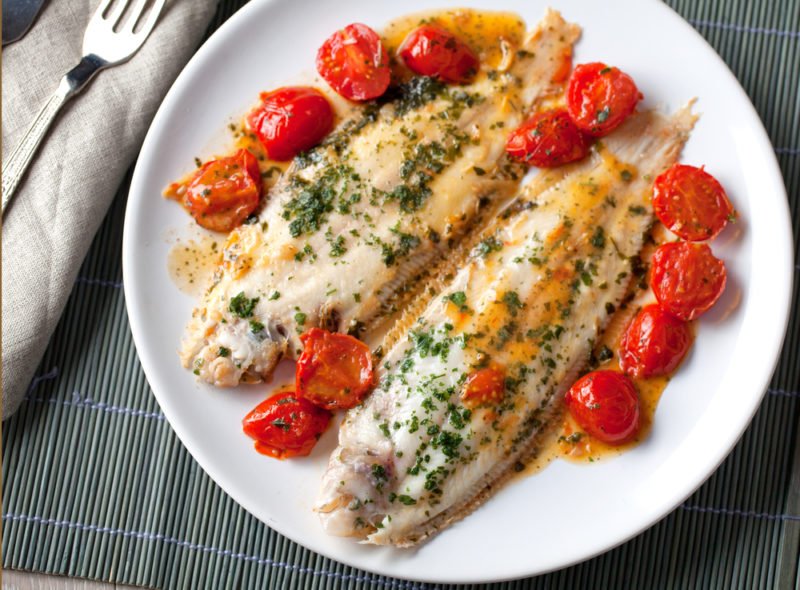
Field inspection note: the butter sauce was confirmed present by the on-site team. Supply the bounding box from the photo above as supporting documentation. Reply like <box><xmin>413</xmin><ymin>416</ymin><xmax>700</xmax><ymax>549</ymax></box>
<box><xmin>522</xmin><ymin>221</ymin><xmax>693</xmax><ymax>473</ymax></box>
<box><xmin>381</xmin><ymin>9</ymin><xmax>526</xmax><ymax>66</ymax></box>
<box><xmin>166</xmin><ymin>236</ymin><xmax>223</xmax><ymax>298</ymax></box>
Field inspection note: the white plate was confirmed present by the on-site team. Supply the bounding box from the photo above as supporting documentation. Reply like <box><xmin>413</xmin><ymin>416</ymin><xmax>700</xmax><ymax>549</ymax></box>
<box><xmin>123</xmin><ymin>0</ymin><xmax>793</xmax><ymax>583</ymax></box>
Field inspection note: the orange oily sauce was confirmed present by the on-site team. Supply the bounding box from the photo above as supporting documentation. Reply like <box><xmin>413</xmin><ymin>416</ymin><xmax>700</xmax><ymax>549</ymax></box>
<box><xmin>521</xmin><ymin>222</ymin><xmax>693</xmax><ymax>475</ymax></box>
<box><xmin>382</xmin><ymin>9</ymin><xmax>526</xmax><ymax>70</ymax></box>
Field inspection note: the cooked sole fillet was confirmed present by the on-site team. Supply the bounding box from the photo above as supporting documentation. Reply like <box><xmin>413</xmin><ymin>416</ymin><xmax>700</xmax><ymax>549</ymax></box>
<box><xmin>315</xmin><ymin>106</ymin><xmax>697</xmax><ymax>546</ymax></box>
<box><xmin>179</xmin><ymin>9</ymin><xmax>580</xmax><ymax>386</ymax></box>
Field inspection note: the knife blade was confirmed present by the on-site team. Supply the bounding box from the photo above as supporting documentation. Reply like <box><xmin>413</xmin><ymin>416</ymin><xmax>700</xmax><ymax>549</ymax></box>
<box><xmin>2</xmin><ymin>0</ymin><xmax>46</xmax><ymax>45</ymax></box>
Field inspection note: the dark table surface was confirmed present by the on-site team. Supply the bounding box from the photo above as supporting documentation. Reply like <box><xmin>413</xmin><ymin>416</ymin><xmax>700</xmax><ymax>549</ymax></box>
<box><xmin>3</xmin><ymin>0</ymin><xmax>799</xmax><ymax>588</ymax></box>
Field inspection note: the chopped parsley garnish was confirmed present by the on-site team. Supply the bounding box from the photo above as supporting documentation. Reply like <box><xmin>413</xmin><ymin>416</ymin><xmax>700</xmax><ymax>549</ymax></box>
<box><xmin>590</xmin><ymin>226</ymin><xmax>606</xmax><ymax>249</ymax></box>
<box><xmin>475</xmin><ymin>236</ymin><xmax>503</xmax><ymax>258</ymax></box>
<box><xmin>271</xmin><ymin>418</ymin><xmax>289</xmax><ymax>431</ymax></box>
<box><xmin>329</xmin><ymin>235</ymin><xmax>347</xmax><ymax>257</ymax></box>
<box><xmin>388</xmin><ymin>76</ymin><xmax>447</xmax><ymax>118</ymax></box>
<box><xmin>371</xmin><ymin>463</ymin><xmax>387</xmax><ymax>492</ymax></box>
<box><xmin>501</xmin><ymin>291</ymin><xmax>524</xmax><ymax>315</ymax></box>
<box><xmin>376</xmin><ymin>227</ymin><xmax>420</xmax><ymax>266</ymax></box>
<box><xmin>597</xmin><ymin>345</ymin><xmax>614</xmax><ymax>362</ymax></box>
<box><xmin>282</xmin><ymin>164</ymin><xmax>354</xmax><ymax>238</ymax></box>
<box><xmin>229</xmin><ymin>292</ymin><xmax>259</xmax><ymax>318</ymax></box>
<box><xmin>433</xmin><ymin>430</ymin><xmax>463</xmax><ymax>459</ymax></box>
<box><xmin>217</xmin><ymin>347</ymin><xmax>230</xmax><ymax>357</ymax></box>
<box><xmin>447</xmin><ymin>291</ymin><xmax>467</xmax><ymax>308</ymax></box>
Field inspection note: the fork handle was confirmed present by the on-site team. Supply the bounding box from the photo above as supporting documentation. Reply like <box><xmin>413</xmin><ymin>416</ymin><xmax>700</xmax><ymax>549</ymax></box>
<box><xmin>2</xmin><ymin>55</ymin><xmax>106</xmax><ymax>216</ymax></box>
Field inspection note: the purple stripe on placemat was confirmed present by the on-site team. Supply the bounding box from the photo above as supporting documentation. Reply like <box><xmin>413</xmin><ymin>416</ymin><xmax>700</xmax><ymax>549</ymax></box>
<box><xmin>1</xmin><ymin>513</ymin><xmax>436</xmax><ymax>590</ymax></box>
<box><xmin>76</xmin><ymin>276</ymin><xmax>124</xmax><ymax>288</ymax></box>
<box><xmin>681</xmin><ymin>505</ymin><xmax>800</xmax><ymax>521</ymax></box>
<box><xmin>686</xmin><ymin>19</ymin><xmax>800</xmax><ymax>37</ymax></box>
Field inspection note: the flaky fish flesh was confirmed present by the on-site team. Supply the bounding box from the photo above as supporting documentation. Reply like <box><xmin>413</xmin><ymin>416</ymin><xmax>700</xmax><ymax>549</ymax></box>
<box><xmin>180</xmin><ymin>9</ymin><xmax>580</xmax><ymax>386</ymax></box>
<box><xmin>315</xmin><ymin>106</ymin><xmax>697</xmax><ymax>546</ymax></box>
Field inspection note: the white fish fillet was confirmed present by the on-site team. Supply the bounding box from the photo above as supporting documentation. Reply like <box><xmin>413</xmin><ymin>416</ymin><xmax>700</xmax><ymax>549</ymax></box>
<box><xmin>315</xmin><ymin>106</ymin><xmax>697</xmax><ymax>546</ymax></box>
<box><xmin>180</xmin><ymin>9</ymin><xmax>580</xmax><ymax>386</ymax></box>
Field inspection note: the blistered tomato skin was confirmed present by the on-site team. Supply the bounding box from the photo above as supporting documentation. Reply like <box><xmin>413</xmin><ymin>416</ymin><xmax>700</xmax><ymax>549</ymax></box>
<box><xmin>506</xmin><ymin>108</ymin><xmax>591</xmax><ymax>167</ymax></box>
<box><xmin>619</xmin><ymin>304</ymin><xmax>694</xmax><ymax>378</ymax></box>
<box><xmin>242</xmin><ymin>391</ymin><xmax>331</xmax><ymax>459</ymax></box>
<box><xmin>316</xmin><ymin>23</ymin><xmax>390</xmax><ymax>101</ymax></box>
<box><xmin>246</xmin><ymin>87</ymin><xmax>334</xmax><ymax>161</ymax></box>
<box><xmin>651</xmin><ymin>241</ymin><xmax>727</xmax><ymax>321</ymax></box>
<box><xmin>296</xmin><ymin>328</ymin><xmax>374</xmax><ymax>410</ymax></box>
<box><xmin>566</xmin><ymin>62</ymin><xmax>640</xmax><ymax>136</ymax></box>
<box><xmin>185</xmin><ymin>148</ymin><xmax>262</xmax><ymax>232</ymax></box>
<box><xmin>565</xmin><ymin>371</ymin><xmax>641</xmax><ymax>445</ymax></box>
<box><xmin>652</xmin><ymin>163</ymin><xmax>735</xmax><ymax>241</ymax></box>
<box><xmin>461</xmin><ymin>366</ymin><xmax>506</xmax><ymax>408</ymax></box>
<box><xmin>398</xmin><ymin>25</ymin><xmax>479</xmax><ymax>84</ymax></box>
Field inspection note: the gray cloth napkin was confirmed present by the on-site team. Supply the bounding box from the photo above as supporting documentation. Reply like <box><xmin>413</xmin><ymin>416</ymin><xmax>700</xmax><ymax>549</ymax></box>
<box><xmin>2</xmin><ymin>0</ymin><xmax>218</xmax><ymax>419</ymax></box>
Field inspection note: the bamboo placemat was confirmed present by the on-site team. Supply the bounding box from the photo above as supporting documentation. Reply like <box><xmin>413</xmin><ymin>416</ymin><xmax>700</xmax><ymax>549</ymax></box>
<box><xmin>3</xmin><ymin>0</ymin><xmax>799</xmax><ymax>588</ymax></box>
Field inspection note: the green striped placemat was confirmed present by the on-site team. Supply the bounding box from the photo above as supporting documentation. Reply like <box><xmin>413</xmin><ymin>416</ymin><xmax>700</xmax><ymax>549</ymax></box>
<box><xmin>4</xmin><ymin>0</ymin><xmax>799</xmax><ymax>588</ymax></box>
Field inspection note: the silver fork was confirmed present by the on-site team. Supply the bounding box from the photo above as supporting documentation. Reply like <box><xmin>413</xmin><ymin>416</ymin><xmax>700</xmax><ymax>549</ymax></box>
<box><xmin>1</xmin><ymin>0</ymin><xmax>166</xmax><ymax>215</ymax></box>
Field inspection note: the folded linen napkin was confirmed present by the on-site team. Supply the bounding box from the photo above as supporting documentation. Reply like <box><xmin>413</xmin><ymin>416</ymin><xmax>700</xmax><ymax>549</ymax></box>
<box><xmin>2</xmin><ymin>0</ymin><xmax>218</xmax><ymax>419</ymax></box>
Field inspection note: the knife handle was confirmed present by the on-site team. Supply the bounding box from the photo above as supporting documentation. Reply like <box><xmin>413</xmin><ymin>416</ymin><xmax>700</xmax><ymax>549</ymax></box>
<box><xmin>2</xmin><ymin>55</ymin><xmax>104</xmax><ymax>216</ymax></box>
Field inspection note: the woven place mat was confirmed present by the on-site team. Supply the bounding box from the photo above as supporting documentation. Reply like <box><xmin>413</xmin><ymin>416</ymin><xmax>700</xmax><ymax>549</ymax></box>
<box><xmin>3</xmin><ymin>0</ymin><xmax>799</xmax><ymax>588</ymax></box>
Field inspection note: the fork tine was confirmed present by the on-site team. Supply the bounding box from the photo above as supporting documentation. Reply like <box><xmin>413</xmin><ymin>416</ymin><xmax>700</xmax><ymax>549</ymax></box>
<box><xmin>124</xmin><ymin>0</ymin><xmax>149</xmax><ymax>33</ymax></box>
<box><xmin>88</xmin><ymin>0</ymin><xmax>115</xmax><ymax>25</ymax></box>
<box><xmin>93</xmin><ymin>0</ymin><xmax>115</xmax><ymax>14</ymax></box>
<box><xmin>129</xmin><ymin>0</ymin><xmax>166</xmax><ymax>37</ymax></box>
<box><xmin>106</xmin><ymin>0</ymin><xmax>134</xmax><ymax>29</ymax></box>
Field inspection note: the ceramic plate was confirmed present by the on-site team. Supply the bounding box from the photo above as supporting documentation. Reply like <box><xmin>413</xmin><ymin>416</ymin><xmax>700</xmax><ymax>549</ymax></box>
<box><xmin>123</xmin><ymin>0</ymin><xmax>792</xmax><ymax>582</ymax></box>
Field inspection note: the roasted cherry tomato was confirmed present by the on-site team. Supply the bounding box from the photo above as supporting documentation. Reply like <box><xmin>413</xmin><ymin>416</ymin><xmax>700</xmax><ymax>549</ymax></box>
<box><xmin>398</xmin><ymin>24</ymin><xmax>479</xmax><ymax>84</ymax></box>
<box><xmin>185</xmin><ymin>148</ymin><xmax>262</xmax><ymax>232</ymax></box>
<box><xmin>316</xmin><ymin>23</ymin><xmax>390</xmax><ymax>101</ymax></box>
<box><xmin>506</xmin><ymin>108</ymin><xmax>591</xmax><ymax>167</ymax></box>
<box><xmin>296</xmin><ymin>328</ymin><xmax>373</xmax><ymax>410</ymax></box>
<box><xmin>619</xmin><ymin>304</ymin><xmax>694</xmax><ymax>378</ymax></box>
<box><xmin>245</xmin><ymin>86</ymin><xmax>334</xmax><ymax>161</ymax></box>
<box><xmin>565</xmin><ymin>370</ymin><xmax>640</xmax><ymax>445</ymax></box>
<box><xmin>651</xmin><ymin>241</ymin><xmax>727</xmax><ymax>321</ymax></box>
<box><xmin>566</xmin><ymin>62</ymin><xmax>640</xmax><ymax>136</ymax></box>
<box><xmin>652</xmin><ymin>163</ymin><xmax>735</xmax><ymax>241</ymax></box>
<box><xmin>242</xmin><ymin>391</ymin><xmax>331</xmax><ymax>459</ymax></box>
<box><xmin>461</xmin><ymin>366</ymin><xmax>505</xmax><ymax>408</ymax></box>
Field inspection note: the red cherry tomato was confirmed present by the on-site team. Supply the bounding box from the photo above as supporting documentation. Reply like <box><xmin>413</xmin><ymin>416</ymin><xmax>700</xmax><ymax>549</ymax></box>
<box><xmin>185</xmin><ymin>148</ymin><xmax>262</xmax><ymax>232</ymax></box>
<box><xmin>242</xmin><ymin>391</ymin><xmax>331</xmax><ymax>459</ymax></box>
<box><xmin>296</xmin><ymin>328</ymin><xmax>373</xmax><ymax>410</ymax></box>
<box><xmin>245</xmin><ymin>87</ymin><xmax>334</xmax><ymax>161</ymax></box>
<box><xmin>651</xmin><ymin>241</ymin><xmax>727</xmax><ymax>321</ymax></box>
<box><xmin>398</xmin><ymin>25</ymin><xmax>479</xmax><ymax>84</ymax></box>
<box><xmin>653</xmin><ymin>163</ymin><xmax>735</xmax><ymax>241</ymax></box>
<box><xmin>619</xmin><ymin>304</ymin><xmax>694</xmax><ymax>378</ymax></box>
<box><xmin>565</xmin><ymin>371</ymin><xmax>640</xmax><ymax>445</ymax></box>
<box><xmin>506</xmin><ymin>108</ymin><xmax>591</xmax><ymax>167</ymax></box>
<box><xmin>566</xmin><ymin>62</ymin><xmax>640</xmax><ymax>136</ymax></box>
<box><xmin>316</xmin><ymin>23</ymin><xmax>390</xmax><ymax>101</ymax></box>
<box><xmin>461</xmin><ymin>366</ymin><xmax>505</xmax><ymax>408</ymax></box>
